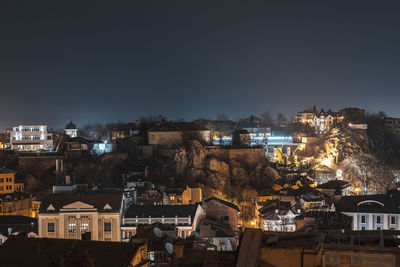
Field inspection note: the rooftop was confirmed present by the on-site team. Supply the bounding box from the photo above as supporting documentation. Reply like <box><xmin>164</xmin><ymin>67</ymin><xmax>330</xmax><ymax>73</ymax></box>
<box><xmin>0</xmin><ymin>237</ymin><xmax>146</xmax><ymax>267</ymax></box>
<box><xmin>204</xmin><ymin>197</ymin><xmax>240</xmax><ymax>211</ymax></box>
<box><xmin>39</xmin><ymin>193</ymin><xmax>122</xmax><ymax>213</ymax></box>
<box><xmin>149</xmin><ymin>122</ymin><xmax>209</xmax><ymax>132</ymax></box>
<box><xmin>338</xmin><ymin>195</ymin><xmax>400</xmax><ymax>214</ymax></box>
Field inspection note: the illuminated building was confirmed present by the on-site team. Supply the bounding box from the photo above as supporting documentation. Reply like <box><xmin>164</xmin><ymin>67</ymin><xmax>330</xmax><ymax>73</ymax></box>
<box><xmin>121</xmin><ymin>204</ymin><xmax>203</xmax><ymax>241</ymax></box>
<box><xmin>148</xmin><ymin>122</ymin><xmax>211</xmax><ymax>145</ymax></box>
<box><xmin>64</xmin><ymin>121</ymin><xmax>78</xmax><ymax>138</ymax></box>
<box><xmin>0</xmin><ymin>192</ymin><xmax>40</xmax><ymax>218</ymax></box>
<box><xmin>295</xmin><ymin>109</ymin><xmax>315</xmax><ymax>125</ymax></box>
<box><xmin>10</xmin><ymin>125</ymin><xmax>53</xmax><ymax>151</ymax></box>
<box><xmin>38</xmin><ymin>193</ymin><xmax>122</xmax><ymax>241</ymax></box>
<box><xmin>338</xmin><ymin>195</ymin><xmax>400</xmax><ymax>231</ymax></box>
<box><xmin>0</xmin><ymin>169</ymin><xmax>16</xmax><ymax>194</ymax></box>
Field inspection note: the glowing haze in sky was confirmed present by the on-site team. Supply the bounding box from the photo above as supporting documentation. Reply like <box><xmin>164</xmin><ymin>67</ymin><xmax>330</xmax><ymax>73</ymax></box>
<box><xmin>1</xmin><ymin>0</ymin><xmax>400</xmax><ymax>129</ymax></box>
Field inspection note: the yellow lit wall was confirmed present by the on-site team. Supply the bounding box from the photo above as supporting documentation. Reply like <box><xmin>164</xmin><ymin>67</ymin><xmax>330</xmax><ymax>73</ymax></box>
<box><xmin>0</xmin><ymin>172</ymin><xmax>15</xmax><ymax>194</ymax></box>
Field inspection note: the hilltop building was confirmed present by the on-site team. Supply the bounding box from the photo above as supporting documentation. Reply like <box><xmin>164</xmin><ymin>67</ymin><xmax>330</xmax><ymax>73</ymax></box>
<box><xmin>148</xmin><ymin>122</ymin><xmax>211</xmax><ymax>145</ymax></box>
<box><xmin>10</xmin><ymin>125</ymin><xmax>53</xmax><ymax>151</ymax></box>
<box><xmin>64</xmin><ymin>121</ymin><xmax>78</xmax><ymax>138</ymax></box>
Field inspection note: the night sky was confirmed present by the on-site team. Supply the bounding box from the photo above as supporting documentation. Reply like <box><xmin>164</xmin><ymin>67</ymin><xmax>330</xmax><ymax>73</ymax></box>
<box><xmin>1</xmin><ymin>0</ymin><xmax>400</xmax><ymax>129</ymax></box>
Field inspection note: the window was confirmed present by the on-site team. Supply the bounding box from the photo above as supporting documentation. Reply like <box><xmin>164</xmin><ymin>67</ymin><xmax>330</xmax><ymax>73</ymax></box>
<box><xmin>104</xmin><ymin>222</ymin><xmax>111</xmax><ymax>232</ymax></box>
<box><xmin>151</xmin><ymin>135</ymin><xmax>155</xmax><ymax>140</ymax></box>
<box><xmin>68</xmin><ymin>223</ymin><xmax>76</xmax><ymax>233</ymax></box>
<box><xmin>221</xmin><ymin>215</ymin><xmax>229</xmax><ymax>221</ymax></box>
<box><xmin>361</xmin><ymin>226</ymin><xmax>366</xmax><ymax>230</ymax></box>
<box><xmin>48</xmin><ymin>222</ymin><xmax>55</xmax><ymax>232</ymax></box>
<box><xmin>81</xmin><ymin>223</ymin><xmax>89</xmax><ymax>233</ymax></box>
<box><xmin>0</xmin><ymin>178</ymin><xmax>3</xmax><ymax>183</ymax></box>
<box><xmin>391</xmin><ymin>216</ymin><xmax>396</xmax><ymax>225</ymax></box>
<box><xmin>377</xmin><ymin>227</ymin><xmax>381</xmax><ymax>230</ymax></box>
<box><xmin>128</xmin><ymin>231</ymin><xmax>133</xmax><ymax>238</ymax></box>
<box><xmin>377</xmin><ymin>216</ymin><xmax>381</xmax><ymax>224</ymax></box>
<box><xmin>361</xmin><ymin>215</ymin><xmax>366</xmax><ymax>223</ymax></box>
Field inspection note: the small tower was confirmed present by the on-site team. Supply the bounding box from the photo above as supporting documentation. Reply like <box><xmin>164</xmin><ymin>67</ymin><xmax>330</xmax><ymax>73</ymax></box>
<box><xmin>64</xmin><ymin>121</ymin><xmax>78</xmax><ymax>138</ymax></box>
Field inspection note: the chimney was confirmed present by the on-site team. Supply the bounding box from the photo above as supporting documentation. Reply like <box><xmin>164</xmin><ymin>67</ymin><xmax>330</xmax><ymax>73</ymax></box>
<box><xmin>8</xmin><ymin>227</ymin><xmax>12</xmax><ymax>235</ymax></box>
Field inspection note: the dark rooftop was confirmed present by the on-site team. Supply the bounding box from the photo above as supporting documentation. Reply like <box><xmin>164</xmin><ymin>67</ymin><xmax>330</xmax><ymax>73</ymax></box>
<box><xmin>337</xmin><ymin>195</ymin><xmax>400</xmax><ymax>214</ymax></box>
<box><xmin>65</xmin><ymin>121</ymin><xmax>77</xmax><ymax>130</ymax></box>
<box><xmin>204</xmin><ymin>197</ymin><xmax>240</xmax><ymax>212</ymax></box>
<box><xmin>149</xmin><ymin>122</ymin><xmax>209</xmax><ymax>132</ymax></box>
<box><xmin>0</xmin><ymin>168</ymin><xmax>15</xmax><ymax>174</ymax></box>
<box><xmin>0</xmin><ymin>237</ymin><xmax>146</xmax><ymax>267</ymax></box>
<box><xmin>39</xmin><ymin>193</ymin><xmax>122</xmax><ymax>213</ymax></box>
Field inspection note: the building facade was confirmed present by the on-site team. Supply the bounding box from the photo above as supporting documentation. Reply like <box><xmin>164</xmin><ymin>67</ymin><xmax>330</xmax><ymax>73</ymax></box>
<box><xmin>38</xmin><ymin>193</ymin><xmax>122</xmax><ymax>241</ymax></box>
<box><xmin>64</xmin><ymin>121</ymin><xmax>78</xmax><ymax>138</ymax></box>
<box><xmin>338</xmin><ymin>195</ymin><xmax>400</xmax><ymax>231</ymax></box>
<box><xmin>0</xmin><ymin>192</ymin><xmax>40</xmax><ymax>218</ymax></box>
<box><xmin>148</xmin><ymin>122</ymin><xmax>211</xmax><ymax>145</ymax></box>
<box><xmin>121</xmin><ymin>204</ymin><xmax>203</xmax><ymax>241</ymax></box>
<box><xmin>10</xmin><ymin>125</ymin><xmax>53</xmax><ymax>151</ymax></box>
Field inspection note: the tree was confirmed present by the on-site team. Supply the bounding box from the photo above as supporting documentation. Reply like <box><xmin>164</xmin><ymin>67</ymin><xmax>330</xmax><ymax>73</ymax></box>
<box><xmin>276</xmin><ymin>113</ymin><xmax>287</xmax><ymax>126</ymax></box>
<box><xmin>341</xmin><ymin>153</ymin><xmax>394</xmax><ymax>194</ymax></box>
<box><xmin>261</xmin><ymin>111</ymin><xmax>273</xmax><ymax>124</ymax></box>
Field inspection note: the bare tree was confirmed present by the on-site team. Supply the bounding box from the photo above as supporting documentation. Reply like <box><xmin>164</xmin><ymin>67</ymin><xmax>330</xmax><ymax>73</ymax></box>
<box><xmin>276</xmin><ymin>112</ymin><xmax>287</xmax><ymax>126</ymax></box>
<box><xmin>261</xmin><ymin>111</ymin><xmax>273</xmax><ymax>124</ymax></box>
<box><xmin>341</xmin><ymin>153</ymin><xmax>394</xmax><ymax>194</ymax></box>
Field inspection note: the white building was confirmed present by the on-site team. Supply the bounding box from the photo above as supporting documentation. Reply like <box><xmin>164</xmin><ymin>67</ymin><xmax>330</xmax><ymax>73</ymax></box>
<box><xmin>64</xmin><ymin>121</ymin><xmax>78</xmax><ymax>138</ymax></box>
<box><xmin>10</xmin><ymin>125</ymin><xmax>53</xmax><ymax>151</ymax></box>
<box><xmin>338</xmin><ymin>195</ymin><xmax>400</xmax><ymax>231</ymax></box>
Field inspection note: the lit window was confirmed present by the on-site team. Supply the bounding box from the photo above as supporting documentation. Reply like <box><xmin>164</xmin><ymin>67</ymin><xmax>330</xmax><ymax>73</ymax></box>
<box><xmin>68</xmin><ymin>223</ymin><xmax>76</xmax><ymax>233</ymax></box>
<box><xmin>81</xmin><ymin>223</ymin><xmax>89</xmax><ymax>233</ymax></box>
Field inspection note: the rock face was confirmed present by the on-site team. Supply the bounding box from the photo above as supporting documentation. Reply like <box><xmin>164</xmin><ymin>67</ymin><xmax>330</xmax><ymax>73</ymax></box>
<box><xmin>173</xmin><ymin>140</ymin><xmax>278</xmax><ymax>190</ymax></box>
<box><xmin>298</xmin><ymin>127</ymin><xmax>370</xmax><ymax>171</ymax></box>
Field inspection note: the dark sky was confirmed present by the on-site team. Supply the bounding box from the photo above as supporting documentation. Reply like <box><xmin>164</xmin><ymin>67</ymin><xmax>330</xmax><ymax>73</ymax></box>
<box><xmin>1</xmin><ymin>0</ymin><xmax>400</xmax><ymax>129</ymax></box>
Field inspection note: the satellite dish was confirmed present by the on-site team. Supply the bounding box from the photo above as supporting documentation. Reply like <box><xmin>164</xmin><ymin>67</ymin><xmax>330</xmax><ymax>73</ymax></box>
<box><xmin>165</xmin><ymin>242</ymin><xmax>174</xmax><ymax>254</ymax></box>
<box><xmin>153</xmin><ymin>227</ymin><xmax>163</xmax><ymax>238</ymax></box>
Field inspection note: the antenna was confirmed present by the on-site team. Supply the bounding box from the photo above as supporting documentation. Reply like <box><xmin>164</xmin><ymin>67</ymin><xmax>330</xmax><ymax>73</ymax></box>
<box><xmin>153</xmin><ymin>227</ymin><xmax>163</xmax><ymax>238</ymax></box>
<box><xmin>165</xmin><ymin>242</ymin><xmax>174</xmax><ymax>254</ymax></box>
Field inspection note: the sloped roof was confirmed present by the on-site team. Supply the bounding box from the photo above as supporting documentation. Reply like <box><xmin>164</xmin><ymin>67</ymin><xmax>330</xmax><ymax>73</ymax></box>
<box><xmin>316</xmin><ymin>180</ymin><xmax>350</xmax><ymax>190</ymax></box>
<box><xmin>149</xmin><ymin>122</ymin><xmax>209</xmax><ymax>132</ymax></box>
<box><xmin>125</xmin><ymin>204</ymin><xmax>199</xmax><ymax>219</ymax></box>
<box><xmin>0</xmin><ymin>237</ymin><xmax>146</xmax><ymax>267</ymax></box>
<box><xmin>39</xmin><ymin>193</ymin><xmax>122</xmax><ymax>213</ymax></box>
<box><xmin>0</xmin><ymin>168</ymin><xmax>15</xmax><ymax>174</ymax></box>
<box><xmin>338</xmin><ymin>195</ymin><xmax>400</xmax><ymax>214</ymax></box>
<box><xmin>65</xmin><ymin>121</ymin><xmax>77</xmax><ymax>129</ymax></box>
<box><xmin>204</xmin><ymin>197</ymin><xmax>240</xmax><ymax>211</ymax></box>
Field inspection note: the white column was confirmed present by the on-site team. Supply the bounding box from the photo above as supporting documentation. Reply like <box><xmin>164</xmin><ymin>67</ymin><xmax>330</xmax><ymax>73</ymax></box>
<box><xmin>369</xmin><ymin>214</ymin><xmax>373</xmax><ymax>230</ymax></box>
<box><xmin>353</xmin><ymin>213</ymin><xmax>358</xmax><ymax>230</ymax></box>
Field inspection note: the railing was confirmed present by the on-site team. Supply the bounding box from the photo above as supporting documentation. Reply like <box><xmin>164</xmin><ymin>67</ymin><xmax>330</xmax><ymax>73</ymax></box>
<box><xmin>123</xmin><ymin>216</ymin><xmax>191</xmax><ymax>225</ymax></box>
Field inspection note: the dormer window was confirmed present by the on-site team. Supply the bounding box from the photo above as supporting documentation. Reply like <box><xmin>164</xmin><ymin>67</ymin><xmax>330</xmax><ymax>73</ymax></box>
<box><xmin>103</xmin><ymin>204</ymin><xmax>112</xmax><ymax>211</ymax></box>
<box><xmin>47</xmin><ymin>204</ymin><xmax>55</xmax><ymax>211</ymax></box>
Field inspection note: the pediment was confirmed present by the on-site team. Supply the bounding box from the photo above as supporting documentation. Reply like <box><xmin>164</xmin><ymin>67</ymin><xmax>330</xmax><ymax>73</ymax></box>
<box><xmin>47</xmin><ymin>204</ymin><xmax>55</xmax><ymax>211</ymax></box>
<box><xmin>62</xmin><ymin>201</ymin><xmax>95</xmax><ymax>210</ymax></box>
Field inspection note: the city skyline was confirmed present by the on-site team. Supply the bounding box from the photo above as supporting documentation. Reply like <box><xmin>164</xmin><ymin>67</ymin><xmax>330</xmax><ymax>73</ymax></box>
<box><xmin>1</xmin><ymin>0</ymin><xmax>400</xmax><ymax>129</ymax></box>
